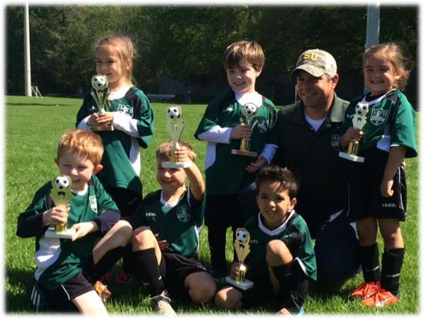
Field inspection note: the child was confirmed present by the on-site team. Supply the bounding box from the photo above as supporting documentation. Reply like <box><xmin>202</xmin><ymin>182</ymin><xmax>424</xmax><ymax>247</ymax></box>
<box><xmin>76</xmin><ymin>34</ymin><xmax>154</xmax><ymax>281</ymax></box>
<box><xmin>215</xmin><ymin>166</ymin><xmax>316</xmax><ymax>315</ymax></box>
<box><xmin>76</xmin><ymin>33</ymin><xmax>154</xmax><ymax>221</ymax></box>
<box><xmin>17</xmin><ymin>129</ymin><xmax>133</xmax><ymax>314</ymax></box>
<box><xmin>340</xmin><ymin>42</ymin><xmax>418</xmax><ymax>307</ymax></box>
<box><xmin>194</xmin><ymin>40</ymin><xmax>277</xmax><ymax>280</ymax></box>
<box><xmin>130</xmin><ymin>140</ymin><xmax>216</xmax><ymax>315</ymax></box>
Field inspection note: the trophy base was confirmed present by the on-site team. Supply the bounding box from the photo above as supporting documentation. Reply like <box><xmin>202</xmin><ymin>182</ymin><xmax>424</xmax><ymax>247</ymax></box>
<box><xmin>45</xmin><ymin>228</ymin><xmax>75</xmax><ymax>239</ymax></box>
<box><xmin>91</xmin><ymin>125</ymin><xmax>114</xmax><ymax>132</ymax></box>
<box><xmin>225</xmin><ymin>276</ymin><xmax>254</xmax><ymax>290</ymax></box>
<box><xmin>339</xmin><ymin>152</ymin><xmax>365</xmax><ymax>163</ymax></box>
<box><xmin>162</xmin><ymin>161</ymin><xmax>192</xmax><ymax>169</ymax></box>
<box><xmin>231</xmin><ymin>149</ymin><xmax>258</xmax><ymax>157</ymax></box>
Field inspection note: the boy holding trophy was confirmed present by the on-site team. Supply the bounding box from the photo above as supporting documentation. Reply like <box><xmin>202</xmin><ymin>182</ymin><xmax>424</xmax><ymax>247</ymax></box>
<box><xmin>17</xmin><ymin>129</ymin><xmax>133</xmax><ymax>314</ymax></box>
<box><xmin>194</xmin><ymin>40</ymin><xmax>277</xmax><ymax>280</ymax></box>
<box><xmin>215</xmin><ymin>166</ymin><xmax>316</xmax><ymax>315</ymax></box>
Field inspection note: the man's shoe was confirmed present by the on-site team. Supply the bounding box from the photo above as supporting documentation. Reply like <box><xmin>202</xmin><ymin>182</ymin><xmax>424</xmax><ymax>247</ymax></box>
<box><xmin>151</xmin><ymin>290</ymin><xmax>176</xmax><ymax>316</ymax></box>
<box><xmin>94</xmin><ymin>281</ymin><xmax>112</xmax><ymax>302</ymax></box>
<box><xmin>351</xmin><ymin>281</ymin><xmax>380</xmax><ymax>299</ymax></box>
<box><xmin>211</xmin><ymin>268</ymin><xmax>228</xmax><ymax>282</ymax></box>
<box><xmin>362</xmin><ymin>288</ymin><xmax>399</xmax><ymax>307</ymax></box>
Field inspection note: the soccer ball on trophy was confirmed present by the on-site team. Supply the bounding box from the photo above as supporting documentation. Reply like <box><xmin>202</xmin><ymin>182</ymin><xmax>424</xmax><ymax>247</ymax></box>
<box><xmin>91</xmin><ymin>74</ymin><xmax>108</xmax><ymax>90</ymax></box>
<box><xmin>167</xmin><ymin>106</ymin><xmax>182</xmax><ymax>120</ymax></box>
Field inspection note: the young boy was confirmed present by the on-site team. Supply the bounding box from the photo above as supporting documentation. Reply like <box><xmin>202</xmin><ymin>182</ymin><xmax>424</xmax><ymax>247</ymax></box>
<box><xmin>17</xmin><ymin>129</ymin><xmax>133</xmax><ymax>314</ymax></box>
<box><xmin>215</xmin><ymin>166</ymin><xmax>317</xmax><ymax>315</ymax></box>
<box><xmin>130</xmin><ymin>140</ymin><xmax>216</xmax><ymax>315</ymax></box>
<box><xmin>194</xmin><ymin>40</ymin><xmax>277</xmax><ymax>280</ymax></box>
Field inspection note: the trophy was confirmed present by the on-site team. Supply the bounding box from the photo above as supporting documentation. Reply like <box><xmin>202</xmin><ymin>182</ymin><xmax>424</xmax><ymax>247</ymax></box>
<box><xmin>90</xmin><ymin>74</ymin><xmax>113</xmax><ymax>131</ymax></box>
<box><xmin>231</xmin><ymin>103</ymin><xmax>258</xmax><ymax>157</ymax></box>
<box><xmin>226</xmin><ymin>228</ymin><xmax>254</xmax><ymax>290</ymax></box>
<box><xmin>339</xmin><ymin>102</ymin><xmax>369</xmax><ymax>163</ymax></box>
<box><xmin>162</xmin><ymin>106</ymin><xmax>192</xmax><ymax>168</ymax></box>
<box><xmin>45</xmin><ymin>175</ymin><xmax>75</xmax><ymax>239</ymax></box>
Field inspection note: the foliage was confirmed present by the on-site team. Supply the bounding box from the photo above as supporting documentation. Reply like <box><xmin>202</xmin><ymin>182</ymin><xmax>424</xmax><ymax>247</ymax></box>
<box><xmin>5</xmin><ymin>5</ymin><xmax>418</xmax><ymax>105</ymax></box>
<box><xmin>5</xmin><ymin>95</ymin><xmax>419</xmax><ymax>315</ymax></box>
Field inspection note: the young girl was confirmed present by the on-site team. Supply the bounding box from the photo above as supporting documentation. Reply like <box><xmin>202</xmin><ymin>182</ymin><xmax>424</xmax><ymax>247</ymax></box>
<box><xmin>76</xmin><ymin>34</ymin><xmax>154</xmax><ymax>281</ymax></box>
<box><xmin>340</xmin><ymin>42</ymin><xmax>418</xmax><ymax>307</ymax></box>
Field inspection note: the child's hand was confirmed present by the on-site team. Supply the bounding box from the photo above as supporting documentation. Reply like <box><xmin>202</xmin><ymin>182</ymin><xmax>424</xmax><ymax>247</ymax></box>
<box><xmin>340</xmin><ymin>127</ymin><xmax>363</xmax><ymax>148</ymax></box>
<box><xmin>246</xmin><ymin>156</ymin><xmax>267</xmax><ymax>173</ymax></box>
<box><xmin>155</xmin><ymin>233</ymin><xmax>169</xmax><ymax>251</ymax></box>
<box><xmin>231</xmin><ymin>123</ymin><xmax>252</xmax><ymax>140</ymax></box>
<box><xmin>88</xmin><ymin>112</ymin><xmax>114</xmax><ymax>128</ymax></box>
<box><xmin>276</xmin><ymin>308</ymin><xmax>293</xmax><ymax>316</ymax></box>
<box><xmin>230</xmin><ymin>262</ymin><xmax>242</xmax><ymax>280</ymax></box>
<box><xmin>380</xmin><ymin>178</ymin><xmax>394</xmax><ymax>198</ymax></box>
<box><xmin>43</xmin><ymin>206</ymin><xmax>70</xmax><ymax>227</ymax></box>
<box><xmin>174</xmin><ymin>146</ymin><xmax>191</xmax><ymax>163</ymax></box>
<box><xmin>70</xmin><ymin>221</ymin><xmax>98</xmax><ymax>241</ymax></box>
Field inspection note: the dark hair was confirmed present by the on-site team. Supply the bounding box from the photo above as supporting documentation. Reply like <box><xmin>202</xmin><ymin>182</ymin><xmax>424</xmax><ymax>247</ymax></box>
<box><xmin>255</xmin><ymin>165</ymin><xmax>299</xmax><ymax>199</ymax></box>
<box><xmin>223</xmin><ymin>40</ymin><xmax>265</xmax><ymax>72</ymax></box>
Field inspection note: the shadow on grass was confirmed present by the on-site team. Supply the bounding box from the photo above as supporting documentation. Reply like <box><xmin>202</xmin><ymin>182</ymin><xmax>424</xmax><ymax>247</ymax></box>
<box><xmin>5</xmin><ymin>267</ymin><xmax>33</xmax><ymax>313</ymax></box>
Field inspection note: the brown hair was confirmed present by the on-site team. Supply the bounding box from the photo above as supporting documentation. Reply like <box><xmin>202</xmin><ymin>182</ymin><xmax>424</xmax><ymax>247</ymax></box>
<box><xmin>156</xmin><ymin>140</ymin><xmax>196</xmax><ymax>163</ymax></box>
<box><xmin>56</xmin><ymin>129</ymin><xmax>104</xmax><ymax>166</ymax></box>
<box><xmin>223</xmin><ymin>40</ymin><xmax>265</xmax><ymax>72</ymax></box>
<box><xmin>363</xmin><ymin>42</ymin><xmax>412</xmax><ymax>91</ymax></box>
<box><xmin>255</xmin><ymin>165</ymin><xmax>299</xmax><ymax>199</ymax></box>
<box><xmin>94</xmin><ymin>34</ymin><xmax>136</xmax><ymax>85</ymax></box>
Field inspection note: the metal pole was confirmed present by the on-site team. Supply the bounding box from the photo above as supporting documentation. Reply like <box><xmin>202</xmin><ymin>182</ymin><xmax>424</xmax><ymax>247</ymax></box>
<box><xmin>365</xmin><ymin>4</ymin><xmax>380</xmax><ymax>49</ymax></box>
<box><xmin>24</xmin><ymin>3</ymin><xmax>32</xmax><ymax>97</ymax></box>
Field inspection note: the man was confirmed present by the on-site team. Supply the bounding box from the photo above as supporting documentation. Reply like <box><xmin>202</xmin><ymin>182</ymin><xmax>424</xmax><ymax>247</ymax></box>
<box><xmin>249</xmin><ymin>49</ymin><xmax>359</xmax><ymax>284</ymax></box>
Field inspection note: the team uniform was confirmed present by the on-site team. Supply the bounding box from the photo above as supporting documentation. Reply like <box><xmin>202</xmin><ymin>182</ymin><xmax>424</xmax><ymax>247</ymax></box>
<box><xmin>238</xmin><ymin>211</ymin><xmax>316</xmax><ymax>313</ymax></box>
<box><xmin>272</xmin><ymin>95</ymin><xmax>359</xmax><ymax>281</ymax></box>
<box><xmin>342</xmin><ymin>89</ymin><xmax>418</xmax><ymax>222</ymax></box>
<box><xmin>131</xmin><ymin>188</ymin><xmax>208</xmax><ymax>297</ymax></box>
<box><xmin>16</xmin><ymin>176</ymin><xmax>120</xmax><ymax>310</ymax></box>
<box><xmin>76</xmin><ymin>86</ymin><xmax>154</xmax><ymax>217</ymax></box>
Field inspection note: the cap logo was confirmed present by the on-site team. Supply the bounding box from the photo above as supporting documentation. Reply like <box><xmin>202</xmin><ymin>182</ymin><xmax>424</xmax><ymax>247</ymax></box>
<box><xmin>303</xmin><ymin>52</ymin><xmax>319</xmax><ymax>61</ymax></box>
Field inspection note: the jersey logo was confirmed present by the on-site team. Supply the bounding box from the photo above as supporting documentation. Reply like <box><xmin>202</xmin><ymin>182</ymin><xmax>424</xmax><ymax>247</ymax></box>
<box><xmin>117</xmin><ymin>103</ymin><xmax>134</xmax><ymax>116</ymax></box>
<box><xmin>256</xmin><ymin>118</ymin><xmax>268</xmax><ymax>134</ymax></box>
<box><xmin>223</xmin><ymin>106</ymin><xmax>233</xmax><ymax>113</ymax></box>
<box><xmin>370</xmin><ymin>109</ymin><xmax>388</xmax><ymax>126</ymax></box>
<box><xmin>176</xmin><ymin>205</ymin><xmax>191</xmax><ymax>223</ymax></box>
<box><xmin>89</xmin><ymin>195</ymin><xmax>98</xmax><ymax>213</ymax></box>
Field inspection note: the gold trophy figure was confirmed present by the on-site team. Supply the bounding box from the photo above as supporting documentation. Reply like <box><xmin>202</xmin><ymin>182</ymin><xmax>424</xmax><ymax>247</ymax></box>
<box><xmin>162</xmin><ymin>106</ymin><xmax>192</xmax><ymax>168</ymax></box>
<box><xmin>90</xmin><ymin>74</ymin><xmax>113</xmax><ymax>131</ymax></box>
<box><xmin>226</xmin><ymin>228</ymin><xmax>254</xmax><ymax>290</ymax></box>
<box><xmin>45</xmin><ymin>175</ymin><xmax>75</xmax><ymax>239</ymax></box>
<box><xmin>231</xmin><ymin>103</ymin><xmax>259</xmax><ymax>157</ymax></box>
<box><xmin>339</xmin><ymin>102</ymin><xmax>369</xmax><ymax>163</ymax></box>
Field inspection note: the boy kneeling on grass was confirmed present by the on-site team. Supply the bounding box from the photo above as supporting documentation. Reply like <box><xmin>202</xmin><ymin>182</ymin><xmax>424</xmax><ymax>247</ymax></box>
<box><xmin>215</xmin><ymin>166</ymin><xmax>316</xmax><ymax>315</ymax></box>
<box><xmin>17</xmin><ymin>129</ymin><xmax>132</xmax><ymax>314</ymax></box>
<box><xmin>130</xmin><ymin>140</ymin><xmax>216</xmax><ymax>315</ymax></box>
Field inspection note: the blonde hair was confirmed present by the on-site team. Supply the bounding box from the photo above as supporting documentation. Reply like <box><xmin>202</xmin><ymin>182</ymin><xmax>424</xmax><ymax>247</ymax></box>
<box><xmin>94</xmin><ymin>34</ymin><xmax>136</xmax><ymax>85</ymax></box>
<box><xmin>156</xmin><ymin>140</ymin><xmax>196</xmax><ymax>162</ymax></box>
<box><xmin>56</xmin><ymin>129</ymin><xmax>104</xmax><ymax>166</ymax></box>
<box><xmin>363</xmin><ymin>42</ymin><xmax>412</xmax><ymax>91</ymax></box>
<box><xmin>223</xmin><ymin>40</ymin><xmax>265</xmax><ymax>72</ymax></box>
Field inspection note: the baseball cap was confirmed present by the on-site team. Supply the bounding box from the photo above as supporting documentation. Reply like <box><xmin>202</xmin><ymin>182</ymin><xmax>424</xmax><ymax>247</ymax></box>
<box><xmin>291</xmin><ymin>49</ymin><xmax>337</xmax><ymax>80</ymax></box>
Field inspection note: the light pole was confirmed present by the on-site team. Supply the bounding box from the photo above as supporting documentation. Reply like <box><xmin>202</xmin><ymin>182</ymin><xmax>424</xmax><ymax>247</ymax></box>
<box><xmin>24</xmin><ymin>0</ymin><xmax>32</xmax><ymax>96</ymax></box>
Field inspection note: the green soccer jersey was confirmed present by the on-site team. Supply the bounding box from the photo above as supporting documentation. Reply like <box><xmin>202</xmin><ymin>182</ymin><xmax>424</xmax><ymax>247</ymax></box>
<box><xmin>132</xmin><ymin>189</ymin><xmax>204</xmax><ymax>258</ymax></box>
<box><xmin>194</xmin><ymin>90</ymin><xmax>277</xmax><ymax>194</ymax></box>
<box><xmin>343</xmin><ymin>89</ymin><xmax>418</xmax><ymax>158</ymax></box>
<box><xmin>243</xmin><ymin>211</ymin><xmax>317</xmax><ymax>281</ymax></box>
<box><xmin>17</xmin><ymin>176</ymin><xmax>118</xmax><ymax>290</ymax></box>
<box><xmin>76</xmin><ymin>87</ymin><xmax>154</xmax><ymax>194</ymax></box>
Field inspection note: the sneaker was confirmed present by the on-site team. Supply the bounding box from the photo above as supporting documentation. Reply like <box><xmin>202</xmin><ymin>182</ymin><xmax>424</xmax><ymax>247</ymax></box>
<box><xmin>351</xmin><ymin>281</ymin><xmax>380</xmax><ymax>299</ymax></box>
<box><xmin>115</xmin><ymin>270</ymin><xmax>135</xmax><ymax>285</ymax></box>
<box><xmin>362</xmin><ymin>288</ymin><xmax>399</xmax><ymax>307</ymax></box>
<box><xmin>94</xmin><ymin>281</ymin><xmax>112</xmax><ymax>302</ymax></box>
<box><xmin>151</xmin><ymin>291</ymin><xmax>176</xmax><ymax>316</ymax></box>
<box><xmin>210</xmin><ymin>268</ymin><xmax>229</xmax><ymax>282</ymax></box>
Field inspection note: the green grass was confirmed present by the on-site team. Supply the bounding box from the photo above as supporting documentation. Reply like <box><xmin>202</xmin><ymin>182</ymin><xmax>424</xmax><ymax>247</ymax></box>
<box><xmin>5</xmin><ymin>95</ymin><xmax>419</xmax><ymax>314</ymax></box>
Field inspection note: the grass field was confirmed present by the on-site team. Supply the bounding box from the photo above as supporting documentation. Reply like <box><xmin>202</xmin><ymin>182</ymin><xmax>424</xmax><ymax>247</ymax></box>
<box><xmin>4</xmin><ymin>95</ymin><xmax>420</xmax><ymax>315</ymax></box>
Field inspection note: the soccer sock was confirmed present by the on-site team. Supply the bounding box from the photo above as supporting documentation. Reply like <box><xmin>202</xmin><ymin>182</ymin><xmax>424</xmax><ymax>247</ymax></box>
<box><xmin>381</xmin><ymin>248</ymin><xmax>404</xmax><ymax>296</ymax></box>
<box><xmin>208</xmin><ymin>225</ymin><xmax>228</xmax><ymax>271</ymax></box>
<box><xmin>359</xmin><ymin>243</ymin><xmax>381</xmax><ymax>282</ymax></box>
<box><xmin>122</xmin><ymin>245</ymin><xmax>135</xmax><ymax>274</ymax></box>
<box><xmin>132</xmin><ymin>248</ymin><xmax>165</xmax><ymax>297</ymax></box>
<box><xmin>83</xmin><ymin>246</ymin><xmax>127</xmax><ymax>283</ymax></box>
